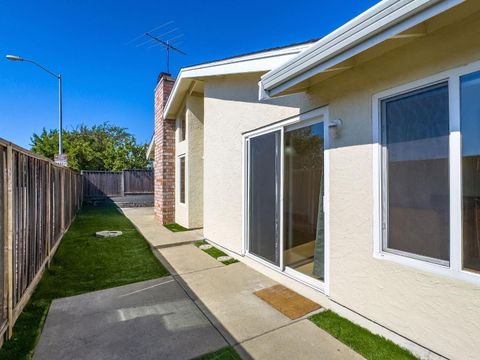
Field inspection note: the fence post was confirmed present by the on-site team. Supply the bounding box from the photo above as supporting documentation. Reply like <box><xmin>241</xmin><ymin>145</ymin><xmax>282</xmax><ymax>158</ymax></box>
<box><xmin>121</xmin><ymin>171</ymin><xmax>125</xmax><ymax>197</ymax></box>
<box><xmin>60</xmin><ymin>169</ymin><xmax>65</xmax><ymax>234</ymax></box>
<box><xmin>5</xmin><ymin>146</ymin><xmax>13</xmax><ymax>338</ymax></box>
<box><xmin>46</xmin><ymin>163</ymin><xmax>52</xmax><ymax>267</ymax></box>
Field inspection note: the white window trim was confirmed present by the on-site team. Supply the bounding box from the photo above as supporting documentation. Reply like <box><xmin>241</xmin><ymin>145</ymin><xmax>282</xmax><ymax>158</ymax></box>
<box><xmin>242</xmin><ymin>106</ymin><xmax>331</xmax><ymax>295</ymax></box>
<box><xmin>178</xmin><ymin>154</ymin><xmax>187</xmax><ymax>206</ymax></box>
<box><xmin>372</xmin><ymin>59</ymin><xmax>480</xmax><ymax>285</ymax></box>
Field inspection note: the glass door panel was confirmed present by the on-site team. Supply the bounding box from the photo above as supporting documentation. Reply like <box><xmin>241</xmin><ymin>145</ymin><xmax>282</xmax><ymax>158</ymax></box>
<box><xmin>283</xmin><ymin>122</ymin><xmax>324</xmax><ymax>280</ymax></box>
<box><xmin>248</xmin><ymin>130</ymin><xmax>281</xmax><ymax>266</ymax></box>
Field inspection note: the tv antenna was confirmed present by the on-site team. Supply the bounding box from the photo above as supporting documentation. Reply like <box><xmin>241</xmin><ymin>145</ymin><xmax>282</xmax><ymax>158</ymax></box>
<box><xmin>125</xmin><ymin>21</ymin><xmax>186</xmax><ymax>74</ymax></box>
<box><xmin>144</xmin><ymin>32</ymin><xmax>186</xmax><ymax>73</ymax></box>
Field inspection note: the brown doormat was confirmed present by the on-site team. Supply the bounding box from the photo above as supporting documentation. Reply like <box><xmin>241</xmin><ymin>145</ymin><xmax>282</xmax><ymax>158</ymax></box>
<box><xmin>254</xmin><ymin>284</ymin><xmax>321</xmax><ymax>320</ymax></box>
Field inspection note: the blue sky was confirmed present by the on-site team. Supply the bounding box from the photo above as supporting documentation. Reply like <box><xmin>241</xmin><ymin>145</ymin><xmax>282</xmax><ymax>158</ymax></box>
<box><xmin>0</xmin><ymin>0</ymin><xmax>377</xmax><ymax>149</ymax></box>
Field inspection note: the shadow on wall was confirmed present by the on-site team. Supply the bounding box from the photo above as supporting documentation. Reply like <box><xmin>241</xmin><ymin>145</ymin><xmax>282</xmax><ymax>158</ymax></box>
<box><xmin>204</xmin><ymin>73</ymin><xmax>309</xmax><ymax>109</ymax></box>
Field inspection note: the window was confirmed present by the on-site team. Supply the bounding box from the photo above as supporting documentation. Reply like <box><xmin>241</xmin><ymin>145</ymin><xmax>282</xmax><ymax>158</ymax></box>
<box><xmin>244</xmin><ymin>107</ymin><xmax>328</xmax><ymax>293</ymax></box>
<box><xmin>179</xmin><ymin>112</ymin><xmax>186</xmax><ymax>142</ymax></box>
<box><xmin>248</xmin><ymin>131</ymin><xmax>281</xmax><ymax>265</ymax></box>
<box><xmin>284</xmin><ymin>122</ymin><xmax>325</xmax><ymax>280</ymax></box>
<box><xmin>461</xmin><ymin>71</ymin><xmax>480</xmax><ymax>273</ymax></box>
<box><xmin>179</xmin><ymin>156</ymin><xmax>185</xmax><ymax>204</ymax></box>
<box><xmin>381</xmin><ymin>83</ymin><xmax>450</xmax><ymax>264</ymax></box>
<box><xmin>374</xmin><ymin>60</ymin><xmax>480</xmax><ymax>283</ymax></box>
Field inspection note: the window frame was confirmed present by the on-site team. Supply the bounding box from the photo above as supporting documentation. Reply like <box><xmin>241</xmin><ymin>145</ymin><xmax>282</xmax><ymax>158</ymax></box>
<box><xmin>242</xmin><ymin>106</ymin><xmax>331</xmax><ymax>295</ymax></box>
<box><xmin>373</xmin><ymin>59</ymin><xmax>480</xmax><ymax>285</ymax></box>
<box><xmin>380</xmin><ymin>81</ymin><xmax>451</xmax><ymax>267</ymax></box>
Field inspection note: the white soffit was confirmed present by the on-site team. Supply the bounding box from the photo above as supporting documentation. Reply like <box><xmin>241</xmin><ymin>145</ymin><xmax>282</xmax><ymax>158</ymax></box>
<box><xmin>260</xmin><ymin>0</ymin><xmax>465</xmax><ymax>98</ymax></box>
<box><xmin>164</xmin><ymin>43</ymin><xmax>313</xmax><ymax>118</ymax></box>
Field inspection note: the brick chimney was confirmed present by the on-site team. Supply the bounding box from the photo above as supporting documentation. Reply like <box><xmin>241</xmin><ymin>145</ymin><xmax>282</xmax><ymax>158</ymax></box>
<box><xmin>154</xmin><ymin>72</ymin><xmax>176</xmax><ymax>224</ymax></box>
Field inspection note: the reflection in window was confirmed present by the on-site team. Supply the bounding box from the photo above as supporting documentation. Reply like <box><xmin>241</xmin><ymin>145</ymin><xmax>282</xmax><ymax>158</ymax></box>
<box><xmin>461</xmin><ymin>71</ymin><xmax>480</xmax><ymax>273</ymax></box>
<box><xmin>381</xmin><ymin>83</ymin><xmax>450</xmax><ymax>263</ymax></box>
<box><xmin>284</xmin><ymin>122</ymin><xmax>324</xmax><ymax>280</ymax></box>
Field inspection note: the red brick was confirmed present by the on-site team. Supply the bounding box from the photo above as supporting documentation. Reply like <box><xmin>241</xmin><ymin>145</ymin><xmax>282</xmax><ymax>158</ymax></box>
<box><xmin>153</xmin><ymin>73</ymin><xmax>176</xmax><ymax>224</ymax></box>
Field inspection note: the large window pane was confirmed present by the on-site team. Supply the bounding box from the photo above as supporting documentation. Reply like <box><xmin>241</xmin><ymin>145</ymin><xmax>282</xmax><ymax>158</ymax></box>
<box><xmin>461</xmin><ymin>71</ymin><xmax>480</xmax><ymax>273</ymax></box>
<box><xmin>381</xmin><ymin>83</ymin><xmax>450</xmax><ymax>263</ymax></box>
<box><xmin>248</xmin><ymin>131</ymin><xmax>281</xmax><ymax>265</ymax></box>
<box><xmin>284</xmin><ymin>122</ymin><xmax>324</xmax><ymax>280</ymax></box>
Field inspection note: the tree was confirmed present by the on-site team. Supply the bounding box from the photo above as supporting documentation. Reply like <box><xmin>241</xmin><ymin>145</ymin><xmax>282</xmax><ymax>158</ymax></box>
<box><xmin>31</xmin><ymin>123</ymin><xmax>151</xmax><ymax>171</ymax></box>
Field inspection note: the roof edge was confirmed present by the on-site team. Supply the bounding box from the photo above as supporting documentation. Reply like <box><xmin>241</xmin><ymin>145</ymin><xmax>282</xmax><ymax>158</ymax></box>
<box><xmin>261</xmin><ymin>0</ymin><xmax>464</xmax><ymax>97</ymax></box>
<box><xmin>163</xmin><ymin>41</ymin><xmax>315</xmax><ymax>118</ymax></box>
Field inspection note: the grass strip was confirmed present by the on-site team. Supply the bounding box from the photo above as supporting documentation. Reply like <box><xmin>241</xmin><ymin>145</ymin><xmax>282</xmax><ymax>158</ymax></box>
<box><xmin>0</xmin><ymin>205</ymin><xmax>169</xmax><ymax>360</ymax></box>
<box><xmin>309</xmin><ymin>310</ymin><xmax>417</xmax><ymax>360</ymax></box>
<box><xmin>194</xmin><ymin>240</ymin><xmax>238</xmax><ymax>265</ymax></box>
<box><xmin>164</xmin><ymin>223</ymin><xmax>189</xmax><ymax>232</ymax></box>
<box><xmin>193</xmin><ymin>347</ymin><xmax>241</xmax><ymax>360</ymax></box>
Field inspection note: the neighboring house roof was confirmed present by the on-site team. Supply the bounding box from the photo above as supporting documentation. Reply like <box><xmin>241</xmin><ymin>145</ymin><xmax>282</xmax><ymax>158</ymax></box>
<box><xmin>260</xmin><ymin>0</ymin><xmax>465</xmax><ymax>98</ymax></box>
<box><xmin>164</xmin><ymin>40</ymin><xmax>317</xmax><ymax>118</ymax></box>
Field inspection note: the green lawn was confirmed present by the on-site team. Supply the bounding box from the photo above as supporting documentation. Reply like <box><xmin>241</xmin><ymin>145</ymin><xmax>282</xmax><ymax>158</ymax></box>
<box><xmin>0</xmin><ymin>205</ymin><xmax>169</xmax><ymax>360</ymax></box>
<box><xmin>194</xmin><ymin>347</ymin><xmax>241</xmax><ymax>360</ymax></box>
<box><xmin>309</xmin><ymin>311</ymin><xmax>417</xmax><ymax>360</ymax></box>
<box><xmin>164</xmin><ymin>223</ymin><xmax>189</xmax><ymax>232</ymax></box>
<box><xmin>194</xmin><ymin>240</ymin><xmax>239</xmax><ymax>265</ymax></box>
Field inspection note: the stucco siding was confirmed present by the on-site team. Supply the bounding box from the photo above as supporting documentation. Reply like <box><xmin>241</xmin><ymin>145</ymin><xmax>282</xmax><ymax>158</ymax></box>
<box><xmin>199</xmin><ymin>10</ymin><xmax>480</xmax><ymax>360</ymax></box>
<box><xmin>304</xmin><ymin>12</ymin><xmax>480</xmax><ymax>360</ymax></box>
<box><xmin>187</xmin><ymin>95</ymin><xmax>204</xmax><ymax>228</ymax></box>
<box><xmin>175</xmin><ymin>112</ymin><xmax>188</xmax><ymax>227</ymax></box>
<box><xmin>203</xmin><ymin>74</ymin><xmax>310</xmax><ymax>254</ymax></box>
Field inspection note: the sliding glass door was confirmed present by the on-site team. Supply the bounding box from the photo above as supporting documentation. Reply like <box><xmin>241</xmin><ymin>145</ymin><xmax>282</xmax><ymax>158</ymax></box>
<box><xmin>248</xmin><ymin>130</ymin><xmax>281</xmax><ymax>266</ymax></box>
<box><xmin>246</xmin><ymin>116</ymin><xmax>326</xmax><ymax>285</ymax></box>
<box><xmin>283</xmin><ymin>122</ymin><xmax>325</xmax><ymax>280</ymax></box>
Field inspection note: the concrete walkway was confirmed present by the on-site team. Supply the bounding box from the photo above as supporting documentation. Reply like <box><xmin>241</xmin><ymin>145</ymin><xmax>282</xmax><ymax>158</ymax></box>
<box><xmin>122</xmin><ymin>207</ymin><xmax>364</xmax><ymax>360</ymax></box>
<box><xmin>122</xmin><ymin>207</ymin><xmax>204</xmax><ymax>248</ymax></box>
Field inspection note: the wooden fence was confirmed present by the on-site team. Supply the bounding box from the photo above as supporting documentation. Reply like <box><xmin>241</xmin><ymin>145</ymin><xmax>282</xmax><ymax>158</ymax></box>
<box><xmin>0</xmin><ymin>138</ymin><xmax>82</xmax><ymax>342</ymax></box>
<box><xmin>82</xmin><ymin>170</ymin><xmax>153</xmax><ymax>198</ymax></box>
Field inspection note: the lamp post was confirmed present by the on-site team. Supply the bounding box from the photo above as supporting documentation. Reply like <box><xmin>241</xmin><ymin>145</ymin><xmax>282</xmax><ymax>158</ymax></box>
<box><xmin>6</xmin><ymin>55</ymin><xmax>64</xmax><ymax>156</ymax></box>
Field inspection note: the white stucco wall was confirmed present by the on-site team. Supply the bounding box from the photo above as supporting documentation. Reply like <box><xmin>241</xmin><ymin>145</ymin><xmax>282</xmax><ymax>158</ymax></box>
<box><xmin>301</xmin><ymin>12</ymin><xmax>480</xmax><ymax>360</ymax></box>
<box><xmin>175</xmin><ymin>95</ymin><xmax>204</xmax><ymax>229</ymax></box>
<box><xmin>175</xmin><ymin>108</ymin><xmax>188</xmax><ymax>227</ymax></box>
<box><xmin>203</xmin><ymin>73</ymin><xmax>311</xmax><ymax>254</ymax></box>
<box><xmin>186</xmin><ymin>95</ymin><xmax>204</xmax><ymax>228</ymax></box>
<box><xmin>202</xmin><ymin>10</ymin><xmax>480</xmax><ymax>360</ymax></box>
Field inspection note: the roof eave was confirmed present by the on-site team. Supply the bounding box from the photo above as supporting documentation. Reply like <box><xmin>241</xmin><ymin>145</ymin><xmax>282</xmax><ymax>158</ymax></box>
<box><xmin>261</xmin><ymin>0</ymin><xmax>464</xmax><ymax>98</ymax></box>
<box><xmin>164</xmin><ymin>43</ymin><xmax>314</xmax><ymax>117</ymax></box>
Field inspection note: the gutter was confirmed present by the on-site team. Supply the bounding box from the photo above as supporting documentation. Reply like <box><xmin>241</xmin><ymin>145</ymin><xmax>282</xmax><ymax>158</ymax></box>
<box><xmin>260</xmin><ymin>0</ymin><xmax>464</xmax><ymax>98</ymax></box>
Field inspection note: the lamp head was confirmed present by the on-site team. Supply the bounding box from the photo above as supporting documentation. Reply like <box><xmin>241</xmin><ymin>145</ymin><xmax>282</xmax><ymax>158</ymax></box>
<box><xmin>6</xmin><ymin>55</ymin><xmax>24</xmax><ymax>61</ymax></box>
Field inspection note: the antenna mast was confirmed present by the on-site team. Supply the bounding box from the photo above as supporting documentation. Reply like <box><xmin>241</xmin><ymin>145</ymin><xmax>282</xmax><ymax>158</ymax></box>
<box><xmin>144</xmin><ymin>32</ymin><xmax>186</xmax><ymax>73</ymax></box>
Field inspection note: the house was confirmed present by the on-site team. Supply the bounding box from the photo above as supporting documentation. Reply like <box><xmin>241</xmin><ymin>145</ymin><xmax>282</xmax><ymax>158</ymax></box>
<box><xmin>151</xmin><ymin>1</ymin><xmax>480</xmax><ymax>359</ymax></box>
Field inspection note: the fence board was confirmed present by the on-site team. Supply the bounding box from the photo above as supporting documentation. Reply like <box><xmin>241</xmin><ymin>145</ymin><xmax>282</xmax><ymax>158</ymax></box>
<box><xmin>82</xmin><ymin>170</ymin><xmax>153</xmax><ymax>198</ymax></box>
<box><xmin>0</xmin><ymin>137</ymin><xmax>82</xmax><ymax>341</ymax></box>
<box><xmin>124</xmin><ymin>170</ymin><xmax>154</xmax><ymax>194</ymax></box>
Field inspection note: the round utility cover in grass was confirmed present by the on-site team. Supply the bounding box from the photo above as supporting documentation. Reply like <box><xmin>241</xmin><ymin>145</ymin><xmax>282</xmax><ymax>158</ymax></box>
<box><xmin>199</xmin><ymin>244</ymin><xmax>212</xmax><ymax>250</ymax></box>
<box><xmin>217</xmin><ymin>256</ymin><xmax>233</xmax><ymax>262</ymax></box>
<box><xmin>96</xmin><ymin>230</ymin><xmax>123</xmax><ymax>238</ymax></box>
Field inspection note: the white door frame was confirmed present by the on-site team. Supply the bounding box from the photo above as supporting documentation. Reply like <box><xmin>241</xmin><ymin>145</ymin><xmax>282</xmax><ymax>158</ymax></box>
<box><xmin>242</xmin><ymin>106</ymin><xmax>331</xmax><ymax>295</ymax></box>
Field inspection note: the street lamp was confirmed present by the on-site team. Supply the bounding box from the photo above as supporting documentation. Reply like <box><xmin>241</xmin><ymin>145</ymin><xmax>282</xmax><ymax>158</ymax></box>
<box><xmin>6</xmin><ymin>54</ymin><xmax>64</xmax><ymax>156</ymax></box>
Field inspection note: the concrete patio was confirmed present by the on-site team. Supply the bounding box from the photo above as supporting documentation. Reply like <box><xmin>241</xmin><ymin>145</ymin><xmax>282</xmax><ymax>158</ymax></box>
<box><xmin>34</xmin><ymin>206</ymin><xmax>363</xmax><ymax>359</ymax></box>
<box><xmin>121</xmin><ymin>207</ymin><xmax>363</xmax><ymax>360</ymax></box>
<box><xmin>34</xmin><ymin>278</ymin><xmax>227</xmax><ymax>360</ymax></box>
